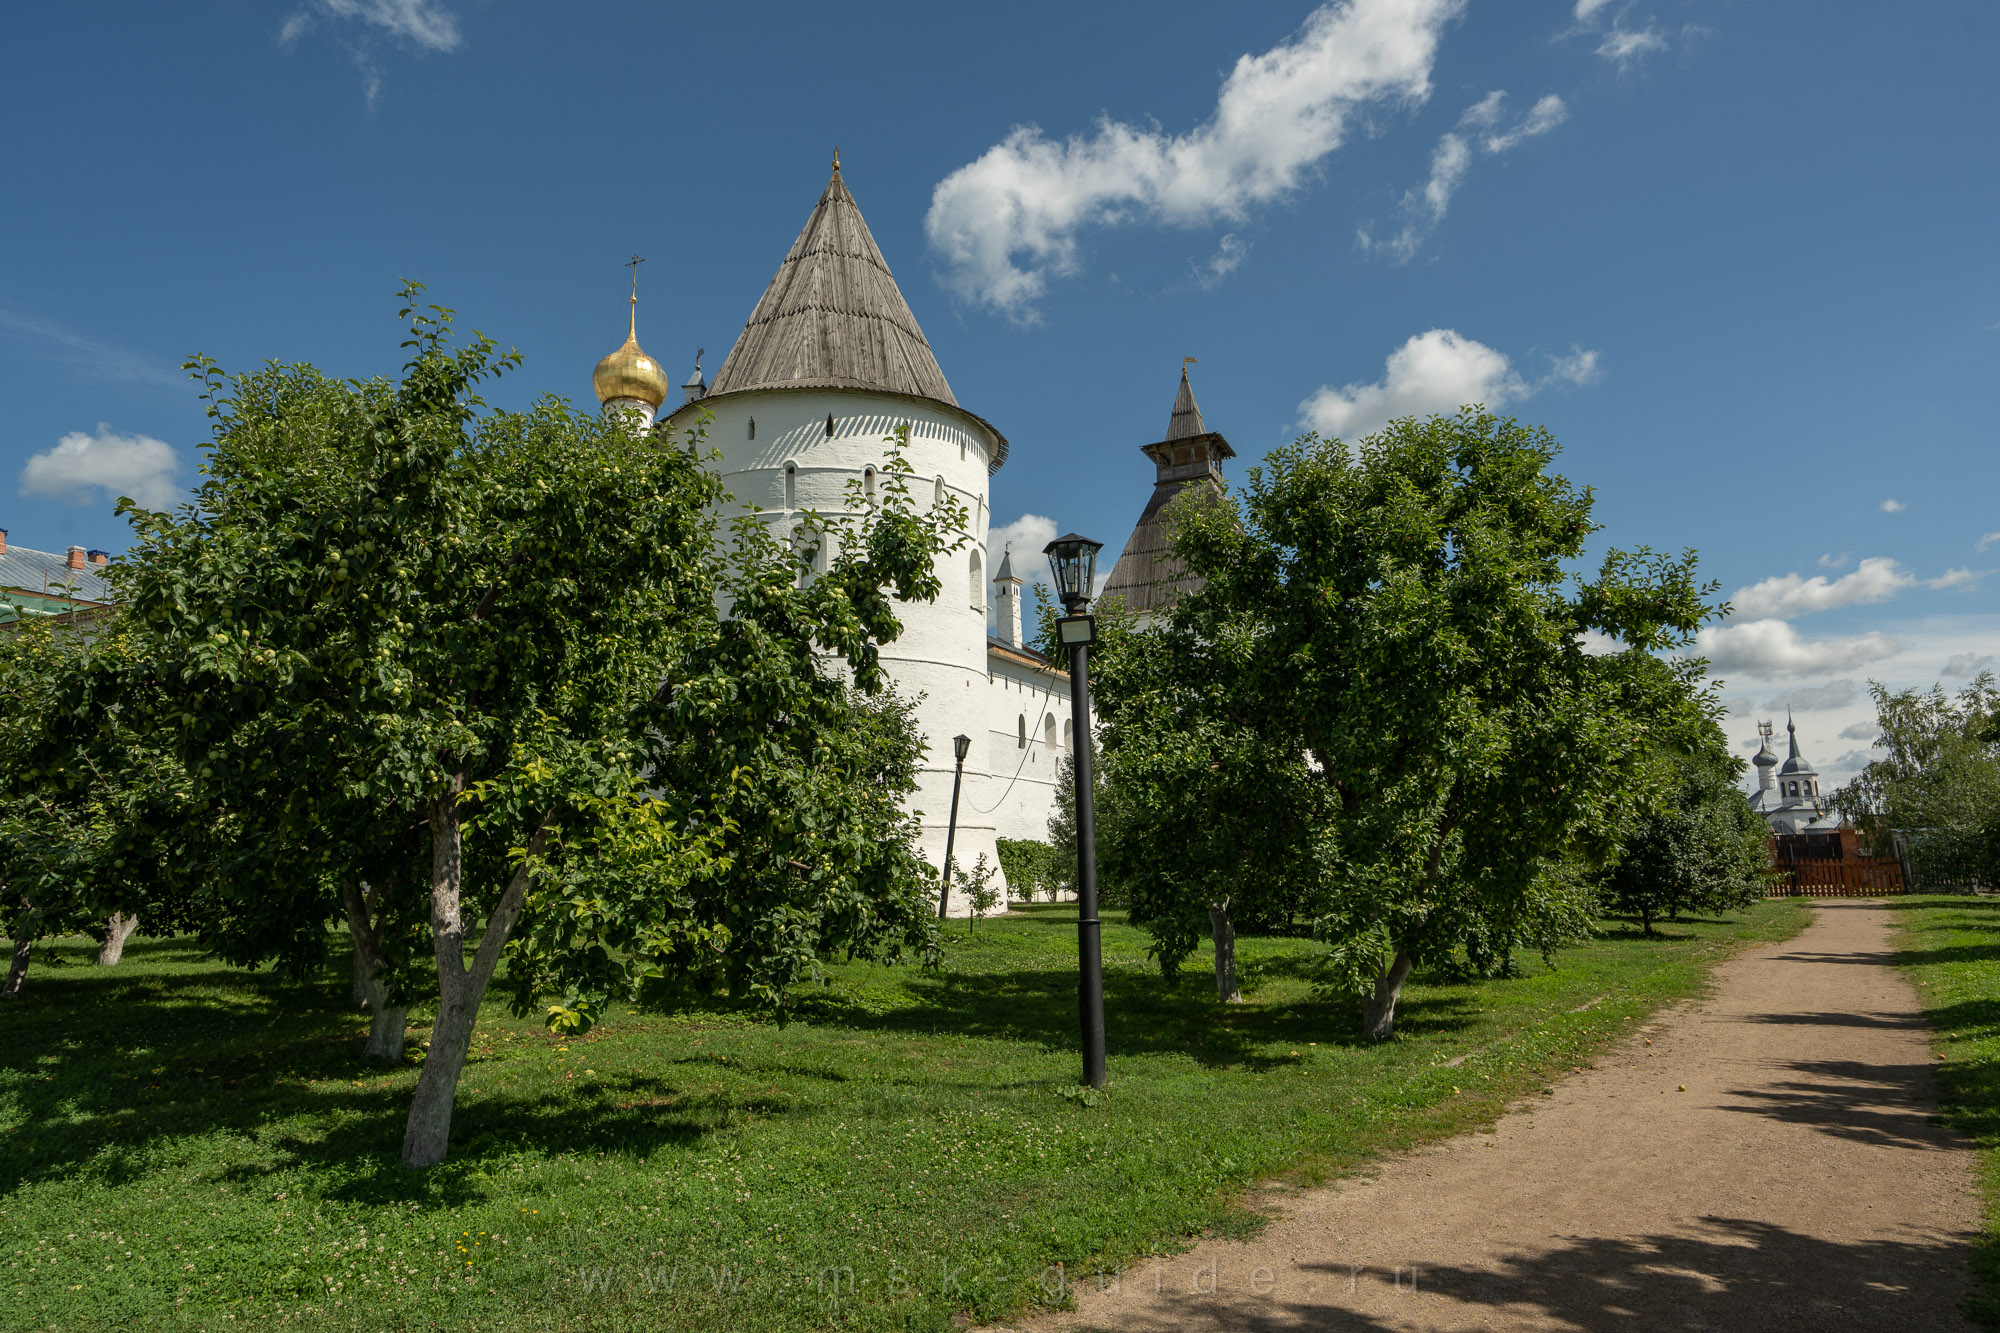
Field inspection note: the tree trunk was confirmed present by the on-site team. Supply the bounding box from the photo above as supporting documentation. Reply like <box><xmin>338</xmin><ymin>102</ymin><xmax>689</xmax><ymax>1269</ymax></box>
<box><xmin>1210</xmin><ymin>897</ymin><xmax>1241</xmax><ymax>1003</ymax></box>
<box><xmin>3</xmin><ymin>926</ymin><xmax>29</xmax><ymax>999</ymax></box>
<box><xmin>401</xmin><ymin>787</ymin><xmax>549</xmax><ymax>1169</ymax></box>
<box><xmin>96</xmin><ymin>913</ymin><xmax>139</xmax><ymax>966</ymax></box>
<box><xmin>367</xmin><ymin>999</ymin><xmax>410</xmax><ymax>1063</ymax></box>
<box><xmin>1641</xmin><ymin>906</ymin><xmax>1656</xmax><ymax>937</ymax></box>
<box><xmin>340</xmin><ymin>881</ymin><xmax>408</xmax><ymax>1065</ymax></box>
<box><xmin>1361</xmin><ymin>949</ymin><xmax>1414</xmax><ymax>1040</ymax></box>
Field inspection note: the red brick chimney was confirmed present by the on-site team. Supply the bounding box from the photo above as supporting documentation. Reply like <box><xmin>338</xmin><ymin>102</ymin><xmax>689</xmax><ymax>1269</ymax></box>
<box><xmin>0</xmin><ymin>529</ymin><xmax>7</xmax><ymax>556</ymax></box>
<box><xmin>87</xmin><ymin>549</ymin><xmax>109</xmax><ymax>566</ymax></box>
<box><xmin>66</xmin><ymin>546</ymin><xmax>86</xmax><ymax>570</ymax></box>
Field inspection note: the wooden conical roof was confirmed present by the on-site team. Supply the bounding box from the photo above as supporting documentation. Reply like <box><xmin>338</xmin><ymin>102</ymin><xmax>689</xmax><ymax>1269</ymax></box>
<box><xmin>1165</xmin><ymin>367</ymin><xmax>1206</xmax><ymax>440</ymax></box>
<box><xmin>706</xmin><ymin>165</ymin><xmax>957</xmax><ymax>406</ymax></box>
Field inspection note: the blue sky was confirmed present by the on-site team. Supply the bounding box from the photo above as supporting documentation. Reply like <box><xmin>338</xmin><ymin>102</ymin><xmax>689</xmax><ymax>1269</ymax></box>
<box><xmin>2</xmin><ymin>0</ymin><xmax>1994</xmax><ymax>786</ymax></box>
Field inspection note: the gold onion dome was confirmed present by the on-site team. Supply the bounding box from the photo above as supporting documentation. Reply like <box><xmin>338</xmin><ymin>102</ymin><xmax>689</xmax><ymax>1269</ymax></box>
<box><xmin>592</xmin><ymin>304</ymin><xmax>669</xmax><ymax>409</ymax></box>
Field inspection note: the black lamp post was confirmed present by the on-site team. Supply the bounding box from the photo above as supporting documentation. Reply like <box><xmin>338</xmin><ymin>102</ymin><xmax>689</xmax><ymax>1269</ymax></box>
<box><xmin>1042</xmin><ymin>532</ymin><xmax>1106</xmax><ymax>1089</ymax></box>
<box><xmin>937</xmin><ymin>732</ymin><xmax>972</xmax><ymax>918</ymax></box>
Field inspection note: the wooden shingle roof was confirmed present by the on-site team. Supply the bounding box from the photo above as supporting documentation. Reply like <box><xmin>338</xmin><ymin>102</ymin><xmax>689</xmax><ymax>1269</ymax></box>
<box><xmin>706</xmin><ymin>165</ymin><xmax>957</xmax><ymax>406</ymax></box>
<box><xmin>1101</xmin><ymin>368</ymin><xmax>1234</xmax><ymax>620</ymax></box>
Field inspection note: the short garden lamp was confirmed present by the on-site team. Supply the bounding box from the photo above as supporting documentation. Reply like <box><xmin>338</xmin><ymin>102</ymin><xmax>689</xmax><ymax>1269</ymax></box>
<box><xmin>1041</xmin><ymin>532</ymin><xmax>1107</xmax><ymax>1089</ymax></box>
<box><xmin>938</xmin><ymin>732</ymin><xmax>973</xmax><ymax>919</ymax></box>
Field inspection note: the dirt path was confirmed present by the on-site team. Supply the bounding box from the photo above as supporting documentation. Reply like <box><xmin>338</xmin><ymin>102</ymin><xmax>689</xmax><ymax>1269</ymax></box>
<box><xmin>996</xmin><ymin>901</ymin><xmax>1981</xmax><ymax>1332</ymax></box>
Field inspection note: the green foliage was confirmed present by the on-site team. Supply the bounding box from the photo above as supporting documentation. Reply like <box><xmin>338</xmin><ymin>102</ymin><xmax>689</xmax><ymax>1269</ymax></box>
<box><xmin>0</xmin><ymin>899</ymin><xmax>1807</xmax><ymax>1331</ymax></box>
<box><xmin>1044</xmin><ymin>746</ymin><xmax>1113</xmax><ymax>905</ymax></box>
<box><xmin>1837</xmin><ymin>674</ymin><xmax>2000</xmax><ymax>866</ymax></box>
<box><xmin>995</xmin><ymin>837</ymin><xmax>1064</xmax><ymax>904</ymax></box>
<box><xmin>110</xmin><ymin>285</ymin><xmax>957</xmax><ymax>1163</ymax></box>
<box><xmin>1598</xmin><ymin>725</ymin><xmax>1772</xmax><ymax>934</ymax></box>
<box><xmin>0</xmin><ymin>614</ymin><xmax>192</xmax><ymax>993</ymax></box>
<box><xmin>955</xmin><ymin>853</ymin><xmax>1002</xmax><ymax>928</ymax></box>
<box><xmin>1075</xmin><ymin>409</ymin><xmax>1725</xmax><ymax>1032</ymax></box>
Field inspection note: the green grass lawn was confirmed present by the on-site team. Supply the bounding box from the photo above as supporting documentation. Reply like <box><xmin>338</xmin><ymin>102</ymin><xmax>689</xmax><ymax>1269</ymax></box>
<box><xmin>1</xmin><ymin>899</ymin><xmax>1808</xmax><ymax>1332</ymax></box>
<box><xmin>1892</xmin><ymin>893</ymin><xmax>2000</xmax><ymax>1327</ymax></box>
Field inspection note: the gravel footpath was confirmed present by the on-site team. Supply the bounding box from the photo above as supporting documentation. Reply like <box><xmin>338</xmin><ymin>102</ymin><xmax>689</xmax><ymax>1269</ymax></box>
<box><xmin>992</xmin><ymin>900</ymin><xmax>1981</xmax><ymax>1332</ymax></box>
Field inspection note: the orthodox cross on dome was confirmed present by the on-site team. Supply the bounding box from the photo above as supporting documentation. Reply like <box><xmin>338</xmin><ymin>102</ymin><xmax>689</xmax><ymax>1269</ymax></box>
<box><xmin>1759</xmin><ymin>720</ymin><xmax>1774</xmax><ymax>743</ymax></box>
<box><xmin>831</xmin><ymin>146</ymin><xmax>840</xmax><ymax>174</ymax></box>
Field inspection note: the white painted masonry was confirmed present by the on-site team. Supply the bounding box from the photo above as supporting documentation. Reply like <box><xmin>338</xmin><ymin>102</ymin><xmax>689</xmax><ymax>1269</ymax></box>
<box><xmin>639</xmin><ymin>163</ymin><xmax>1089</xmax><ymax>911</ymax></box>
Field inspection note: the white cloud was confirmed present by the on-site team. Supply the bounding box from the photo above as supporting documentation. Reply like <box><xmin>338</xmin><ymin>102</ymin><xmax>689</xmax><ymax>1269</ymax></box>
<box><xmin>1945</xmin><ymin>652</ymin><xmax>1997</xmax><ymax>678</ymax></box>
<box><xmin>1838</xmin><ymin>721</ymin><xmax>1879</xmax><ymax>741</ymax></box>
<box><xmin>0</xmin><ymin>307</ymin><xmax>178</xmax><ymax>386</ymax></box>
<box><xmin>1763</xmin><ymin>679</ymin><xmax>1856</xmax><ymax>712</ymax></box>
<box><xmin>1480</xmin><ymin>93</ymin><xmax>1568</xmax><ymax>153</ymax></box>
<box><xmin>281</xmin><ymin>0</ymin><xmax>460</xmax><ymax>108</ymax></box>
<box><xmin>925</xmin><ymin>0</ymin><xmax>1464</xmax><ymax>317</ymax></box>
<box><xmin>1299</xmin><ymin>329</ymin><xmax>1601</xmax><ymax>441</ymax></box>
<box><xmin>1195</xmin><ymin>234</ymin><xmax>1250</xmax><ymax>290</ymax></box>
<box><xmin>986</xmin><ymin>513</ymin><xmax>1060</xmax><ymax>603</ymax></box>
<box><xmin>1729</xmin><ymin>556</ymin><xmax>1913</xmax><ymax>619</ymax></box>
<box><xmin>1577</xmin><ymin>629</ymin><xmax>1624</xmax><ymax>655</ymax></box>
<box><xmin>1817</xmin><ymin>552</ymin><xmax>1849</xmax><ymax>569</ymax></box>
<box><xmin>1979</xmin><ymin>532</ymin><xmax>2000</xmax><ymax>552</ymax></box>
<box><xmin>20</xmin><ymin>425</ymin><xmax>182</xmax><ymax>510</ymax></box>
<box><xmin>1596</xmin><ymin>25</ymin><xmax>1669</xmax><ymax>66</ymax></box>
<box><xmin>1928</xmin><ymin>567</ymin><xmax>1982</xmax><ymax>591</ymax></box>
<box><xmin>1359</xmin><ymin>90</ymin><xmax>1567</xmax><ymax>262</ymax></box>
<box><xmin>281</xmin><ymin>0</ymin><xmax>460</xmax><ymax>51</ymax></box>
<box><xmin>1693</xmin><ymin>618</ymin><xmax>1902</xmax><ymax>677</ymax></box>
<box><xmin>1879</xmin><ymin>498</ymin><xmax>1905</xmax><ymax>513</ymax></box>
<box><xmin>1567</xmin><ymin>2</ymin><xmax>1694</xmax><ymax>72</ymax></box>
<box><xmin>1828</xmin><ymin>749</ymin><xmax>1876</xmax><ymax>774</ymax></box>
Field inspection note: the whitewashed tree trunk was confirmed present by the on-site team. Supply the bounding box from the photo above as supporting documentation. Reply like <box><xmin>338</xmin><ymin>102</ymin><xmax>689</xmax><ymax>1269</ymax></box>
<box><xmin>96</xmin><ymin>913</ymin><xmax>139</xmax><ymax>966</ymax></box>
<box><xmin>401</xmin><ymin>785</ymin><xmax>548</xmax><ymax>1169</ymax></box>
<box><xmin>4</xmin><ymin>894</ymin><xmax>32</xmax><ymax>999</ymax></box>
<box><xmin>1362</xmin><ymin>949</ymin><xmax>1414</xmax><ymax>1039</ymax></box>
<box><xmin>339</xmin><ymin>881</ymin><xmax>407</xmax><ymax>1064</ymax></box>
<box><xmin>3</xmin><ymin>927</ymin><xmax>29</xmax><ymax>999</ymax></box>
<box><xmin>1209</xmin><ymin>897</ymin><xmax>1241</xmax><ymax>1003</ymax></box>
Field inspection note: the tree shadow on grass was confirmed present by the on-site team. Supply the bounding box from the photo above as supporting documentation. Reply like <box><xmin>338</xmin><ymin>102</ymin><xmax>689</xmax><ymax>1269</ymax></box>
<box><xmin>0</xmin><ymin>939</ymin><xmax>764</xmax><ymax>1204</ymax></box>
<box><xmin>781</xmin><ymin>963</ymin><xmax>1482</xmax><ymax>1071</ymax></box>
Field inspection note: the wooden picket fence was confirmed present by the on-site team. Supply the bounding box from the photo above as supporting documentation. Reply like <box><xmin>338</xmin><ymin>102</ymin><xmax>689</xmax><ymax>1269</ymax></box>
<box><xmin>1767</xmin><ymin>856</ymin><xmax>1905</xmax><ymax>897</ymax></box>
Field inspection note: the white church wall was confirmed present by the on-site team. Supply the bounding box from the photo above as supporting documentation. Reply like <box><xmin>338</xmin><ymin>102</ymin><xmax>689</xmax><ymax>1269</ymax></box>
<box><xmin>980</xmin><ymin>653</ymin><xmax>1071</xmax><ymax>846</ymax></box>
<box><xmin>670</xmin><ymin>387</ymin><xmax>1010</xmax><ymax>911</ymax></box>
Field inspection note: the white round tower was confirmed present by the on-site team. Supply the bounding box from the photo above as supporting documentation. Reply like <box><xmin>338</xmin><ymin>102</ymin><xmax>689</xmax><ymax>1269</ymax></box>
<box><xmin>660</xmin><ymin>156</ymin><xmax>1008</xmax><ymax>902</ymax></box>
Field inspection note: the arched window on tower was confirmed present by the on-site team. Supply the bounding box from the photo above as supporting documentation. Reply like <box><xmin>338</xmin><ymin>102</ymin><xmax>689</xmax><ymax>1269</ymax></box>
<box><xmin>863</xmin><ymin>466</ymin><xmax>876</xmax><ymax>501</ymax></box>
<box><xmin>1017</xmin><ymin>714</ymin><xmax>1026</xmax><ymax>749</ymax></box>
<box><xmin>1063</xmin><ymin>719</ymin><xmax>1072</xmax><ymax>751</ymax></box>
<box><xmin>747</xmin><ymin>416</ymin><xmax>756</xmax><ymax>441</ymax></box>
<box><xmin>825</xmin><ymin>412</ymin><xmax>835</xmax><ymax>438</ymax></box>
<box><xmin>1044</xmin><ymin>715</ymin><xmax>1057</xmax><ymax>751</ymax></box>
<box><xmin>934</xmin><ymin>475</ymin><xmax>946</xmax><ymax>506</ymax></box>
<box><xmin>784</xmin><ymin>461</ymin><xmax>797</xmax><ymax>510</ymax></box>
<box><xmin>970</xmin><ymin>549</ymin><xmax>982</xmax><ymax>606</ymax></box>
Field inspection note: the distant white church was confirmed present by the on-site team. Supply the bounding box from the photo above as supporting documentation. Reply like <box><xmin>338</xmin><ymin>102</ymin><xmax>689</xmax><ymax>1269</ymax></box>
<box><xmin>1746</xmin><ymin>717</ymin><xmax>1841</xmax><ymax>836</ymax></box>
<box><xmin>587</xmin><ymin>160</ymin><xmax>1212</xmax><ymax>906</ymax></box>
